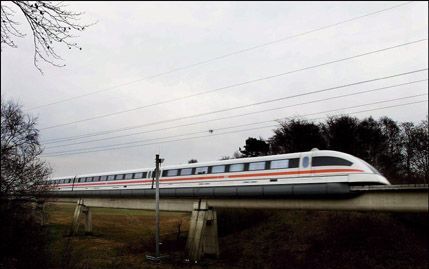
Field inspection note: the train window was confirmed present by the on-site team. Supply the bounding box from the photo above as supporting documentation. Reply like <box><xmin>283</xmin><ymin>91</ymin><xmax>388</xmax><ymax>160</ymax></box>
<box><xmin>125</xmin><ymin>173</ymin><xmax>133</xmax><ymax>180</ymax></box>
<box><xmin>134</xmin><ymin>172</ymin><xmax>146</xmax><ymax>179</ymax></box>
<box><xmin>78</xmin><ymin>178</ymin><xmax>83</xmax><ymax>183</ymax></box>
<box><xmin>289</xmin><ymin>158</ymin><xmax>300</xmax><ymax>168</ymax></box>
<box><xmin>93</xmin><ymin>176</ymin><xmax>100</xmax><ymax>182</ymax></box>
<box><xmin>271</xmin><ymin>159</ymin><xmax>289</xmax><ymax>169</ymax></box>
<box><xmin>86</xmin><ymin>177</ymin><xmax>93</xmax><ymax>182</ymax></box>
<box><xmin>101</xmin><ymin>175</ymin><xmax>107</xmax><ymax>181</ymax></box>
<box><xmin>212</xmin><ymin>165</ymin><xmax>225</xmax><ymax>173</ymax></box>
<box><xmin>196</xmin><ymin>167</ymin><xmax>209</xmax><ymax>174</ymax></box>
<box><xmin>302</xmin><ymin>157</ymin><xmax>310</xmax><ymax>168</ymax></box>
<box><xmin>230</xmin><ymin>163</ymin><xmax>244</xmax><ymax>172</ymax></box>
<box><xmin>180</xmin><ymin>168</ymin><xmax>192</xmax><ymax>176</ymax></box>
<box><xmin>312</xmin><ymin>156</ymin><xmax>352</xmax><ymax>167</ymax></box>
<box><xmin>107</xmin><ymin>175</ymin><xmax>115</xmax><ymax>181</ymax></box>
<box><xmin>167</xmin><ymin>169</ymin><xmax>178</xmax><ymax>177</ymax></box>
<box><xmin>249</xmin><ymin>162</ymin><xmax>266</xmax><ymax>171</ymax></box>
<box><xmin>116</xmin><ymin>174</ymin><xmax>124</xmax><ymax>180</ymax></box>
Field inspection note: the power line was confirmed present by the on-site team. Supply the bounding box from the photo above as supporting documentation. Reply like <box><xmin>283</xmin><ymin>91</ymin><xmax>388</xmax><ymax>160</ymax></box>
<box><xmin>43</xmin><ymin>93</ymin><xmax>428</xmax><ymax>151</ymax></box>
<box><xmin>42</xmin><ymin>96</ymin><xmax>428</xmax><ymax>157</ymax></box>
<box><xmin>39</xmin><ymin>39</ymin><xmax>427</xmax><ymax>131</ymax></box>
<box><xmin>43</xmin><ymin>79</ymin><xmax>428</xmax><ymax>148</ymax></box>
<box><xmin>41</xmin><ymin>99</ymin><xmax>429</xmax><ymax>157</ymax></box>
<box><xmin>40</xmin><ymin>68</ymin><xmax>428</xmax><ymax>143</ymax></box>
<box><xmin>27</xmin><ymin>1</ymin><xmax>415</xmax><ymax>111</ymax></box>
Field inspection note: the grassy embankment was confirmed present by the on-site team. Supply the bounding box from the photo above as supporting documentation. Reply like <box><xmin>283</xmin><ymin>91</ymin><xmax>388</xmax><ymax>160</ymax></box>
<box><xmin>45</xmin><ymin>203</ymin><xmax>428</xmax><ymax>269</ymax></box>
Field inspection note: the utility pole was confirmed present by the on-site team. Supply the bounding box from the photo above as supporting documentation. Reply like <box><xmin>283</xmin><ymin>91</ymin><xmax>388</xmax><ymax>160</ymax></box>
<box><xmin>146</xmin><ymin>154</ymin><xmax>166</xmax><ymax>262</ymax></box>
<box><xmin>155</xmin><ymin>154</ymin><xmax>161</xmax><ymax>258</ymax></box>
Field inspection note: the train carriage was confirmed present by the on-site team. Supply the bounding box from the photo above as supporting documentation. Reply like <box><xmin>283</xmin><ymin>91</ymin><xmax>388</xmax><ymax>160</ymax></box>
<box><xmin>45</xmin><ymin>149</ymin><xmax>390</xmax><ymax>197</ymax></box>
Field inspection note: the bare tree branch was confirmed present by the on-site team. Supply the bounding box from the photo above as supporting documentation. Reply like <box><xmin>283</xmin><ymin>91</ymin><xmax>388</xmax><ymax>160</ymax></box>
<box><xmin>1</xmin><ymin>1</ymin><xmax>92</xmax><ymax>73</ymax></box>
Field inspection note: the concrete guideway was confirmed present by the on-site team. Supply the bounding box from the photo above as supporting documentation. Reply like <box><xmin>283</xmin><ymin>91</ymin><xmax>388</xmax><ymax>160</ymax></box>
<box><xmin>49</xmin><ymin>184</ymin><xmax>428</xmax><ymax>213</ymax></box>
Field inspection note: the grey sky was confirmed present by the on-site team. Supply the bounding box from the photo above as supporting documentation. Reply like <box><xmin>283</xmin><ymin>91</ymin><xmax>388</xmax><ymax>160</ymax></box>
<box><xmin>1</xmin><ymin>1</ymin><xmax>428</xmax><ymax>177</ymax></box>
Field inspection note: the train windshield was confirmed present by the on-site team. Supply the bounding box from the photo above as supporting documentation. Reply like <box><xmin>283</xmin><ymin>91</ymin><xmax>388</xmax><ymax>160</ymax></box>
<box><xmin>362</xmin><ymin>160</ymin><xmax>381</xmax><ymax>175</ymax></box>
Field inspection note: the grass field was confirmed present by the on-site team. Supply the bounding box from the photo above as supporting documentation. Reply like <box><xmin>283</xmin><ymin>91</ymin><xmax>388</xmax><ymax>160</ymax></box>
<box><xmin>45</xmin><ymin>203</ymin><xmax>428</xmax><ymax>269</ymax></box>
<box><xmin>45</xmin><ymin>203</ymin><xmax>191</xmax><ymax>269</ymax></box>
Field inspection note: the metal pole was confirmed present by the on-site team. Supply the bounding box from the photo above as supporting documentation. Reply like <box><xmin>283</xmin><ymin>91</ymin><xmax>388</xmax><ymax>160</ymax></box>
<box><xmin>146</xmin><ymin>154</ymin><xmax>167</xmax><ymax>262</ymax></box>
<box><xmin>155</xmin><ymin>154</ymin><xmax>160</xmax><ymax>258</ymax></box>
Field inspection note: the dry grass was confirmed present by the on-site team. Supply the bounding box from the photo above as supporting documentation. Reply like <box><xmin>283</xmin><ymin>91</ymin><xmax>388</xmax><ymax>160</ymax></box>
<box><xmin>45</xmin><ymin>203</ymin><xmax>428</xmax><ymax>269</ymax></box>
<box><xmin>45</xmin><ymin>203</ymin><xmax>191</xmax><ymax>269</ymax></box>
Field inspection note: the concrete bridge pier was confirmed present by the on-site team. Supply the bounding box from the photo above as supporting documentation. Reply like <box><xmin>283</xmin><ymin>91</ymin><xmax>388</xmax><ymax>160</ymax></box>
<box><xmin>31</xmin><ymin>200</ymin><xmax>47</xmax><ymax>226</ymax></box>
<box><xmin>185</xmin><ymin>200</ymin><xmax>219</xmax><ymax>262</ymax></box>
<box><xmin>70</xmin><ymin>199</ymin><xmax>92</xmax><ymax>235</ymax></box>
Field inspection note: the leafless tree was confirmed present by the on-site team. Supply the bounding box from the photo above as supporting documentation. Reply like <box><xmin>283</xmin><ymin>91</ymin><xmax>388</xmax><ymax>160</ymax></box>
<box><xmin>1</xmin><ymin>1</ymin><xmax>91</xmax><ymax>73</ymax></box>
<box><xmin>401</xmin><ymin>119</ymin><xmax>429</xmax><ymax>183</ymax></box>
<box><xmin>1</xmin><ymin>97</ymin><xmax>51</xmax><ymax>197</ymax></box>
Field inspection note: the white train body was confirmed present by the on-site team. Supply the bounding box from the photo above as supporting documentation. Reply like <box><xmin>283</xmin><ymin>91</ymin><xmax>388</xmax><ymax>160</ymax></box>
<box><xmin>46</xmin><ymin>150</ymin><xmax>390</xmax><ymax>197</ymax></box>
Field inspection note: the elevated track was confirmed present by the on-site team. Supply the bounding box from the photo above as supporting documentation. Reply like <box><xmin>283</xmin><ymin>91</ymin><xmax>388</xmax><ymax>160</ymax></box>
<box><xmin>48</xmin><ymin>184</ymin><xmax>429</xmax><ymax>213</ymax></box>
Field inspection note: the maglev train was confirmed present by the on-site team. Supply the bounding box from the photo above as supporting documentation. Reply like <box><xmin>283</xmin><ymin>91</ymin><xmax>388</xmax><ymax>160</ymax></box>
<box><xmin>45</xmin><ymin>149</ymin><xmax>390</xmax><ymax>198</ymax></box>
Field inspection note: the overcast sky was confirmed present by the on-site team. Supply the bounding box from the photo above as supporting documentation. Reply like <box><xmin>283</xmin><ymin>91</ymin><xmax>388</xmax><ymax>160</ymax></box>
<box><xmin>1</xmin><ymin>1</ymin><xmax>428</xmax><ymax>177</ymax></box>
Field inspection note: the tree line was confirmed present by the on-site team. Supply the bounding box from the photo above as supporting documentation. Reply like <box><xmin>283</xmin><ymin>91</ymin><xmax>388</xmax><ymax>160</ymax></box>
<box><xmin>234</xmin><ymin>116</ymin><xmax>428</xmax><ymax>184</ymax></box>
